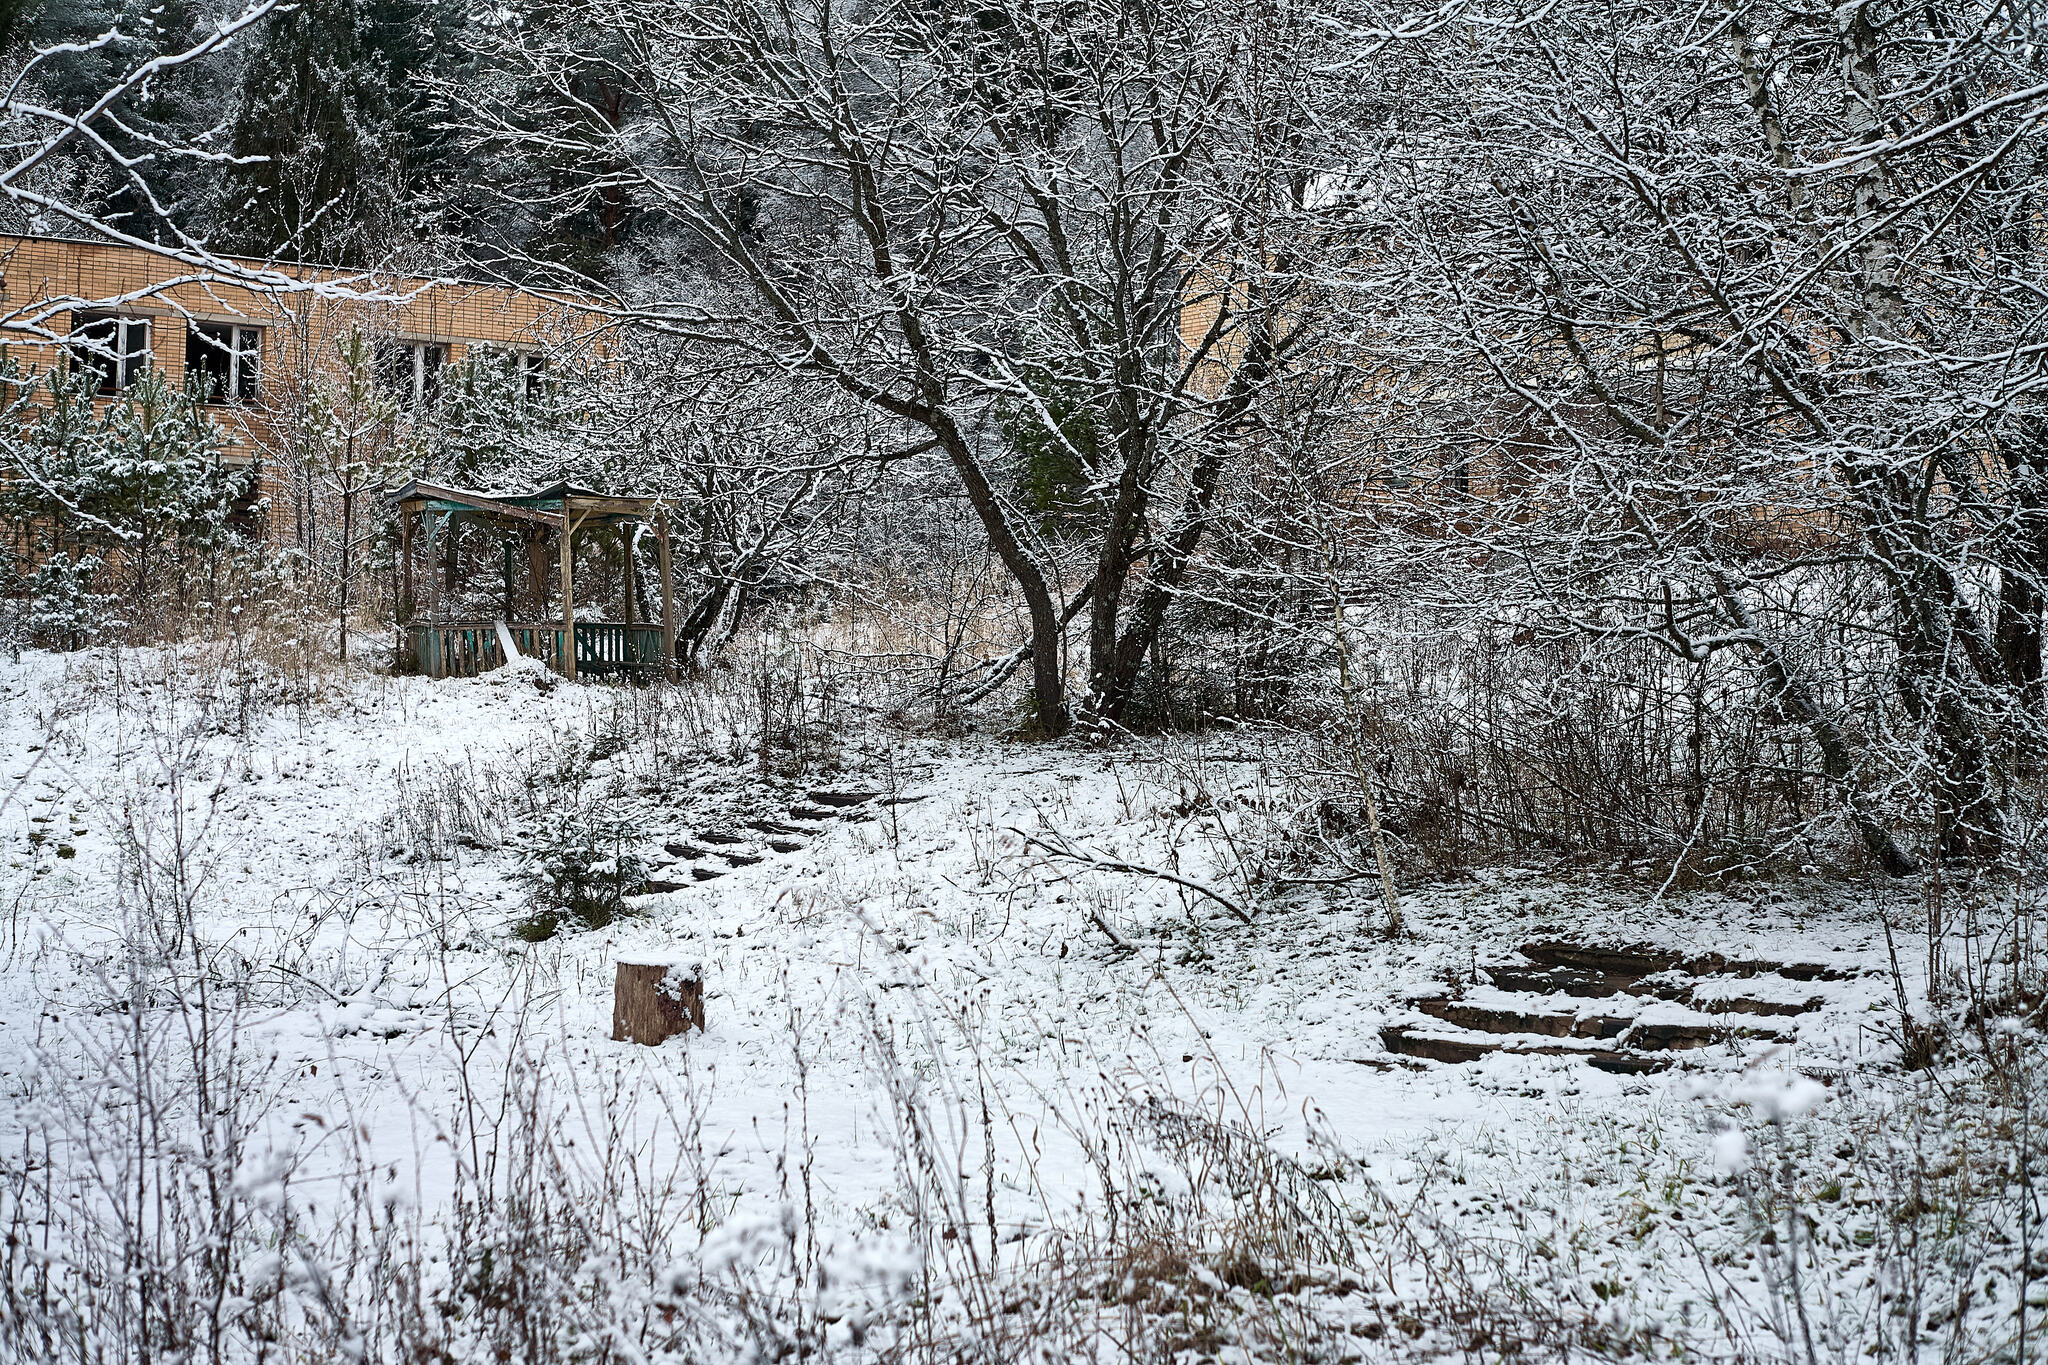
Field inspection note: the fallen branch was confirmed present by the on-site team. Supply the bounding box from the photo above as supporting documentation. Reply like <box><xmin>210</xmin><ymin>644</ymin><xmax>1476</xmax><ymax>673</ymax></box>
<box><xmin>1086</xmin><ymin>908</ymin><xmax>1137</xmax><ymax>954</ymax></box>
<box><xmin>1010</xmin><ymin>827</ymin><xmax>1255</xmax><ymax>925</ymax></box>
<box><xmin>956</xmin><ymin>582</ymin><xmax>1097</xmax><ymax>706</ymax></box>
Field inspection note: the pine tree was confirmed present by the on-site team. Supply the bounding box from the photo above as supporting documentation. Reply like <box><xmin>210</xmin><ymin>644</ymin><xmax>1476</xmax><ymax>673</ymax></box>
<box><xmin>218</xmin><ymin>0</ymin><xmax>402</xmax><ymax>262</ymax></box>
<box><xmin>1</xmin><ymin>366</ymin><xmax>260</xmax><ymax>642</ymax></box>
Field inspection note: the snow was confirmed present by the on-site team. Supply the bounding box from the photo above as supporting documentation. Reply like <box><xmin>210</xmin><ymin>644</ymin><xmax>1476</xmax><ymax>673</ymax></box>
<box><xmin>1733</xmin><ymin>1072</ymin><xmax>1830</xmax><ymax>1122</ymax></box>
<box><xmin>1709</xmin><ymin>1125</ymin><xmax>1748</xmax><ymax>1175</ymax></box>
<box><xmin>0</xmin><ymin>645</ymin><xmax>2029</xmax><ymax>1358</ymax></box>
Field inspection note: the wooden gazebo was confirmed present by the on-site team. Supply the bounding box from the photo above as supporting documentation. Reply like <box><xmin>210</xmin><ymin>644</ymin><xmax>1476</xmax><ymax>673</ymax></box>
<box><xmin>388</xmin><ymin>480</ymin><xmax>674</xmax><ymax>682</ymax></box>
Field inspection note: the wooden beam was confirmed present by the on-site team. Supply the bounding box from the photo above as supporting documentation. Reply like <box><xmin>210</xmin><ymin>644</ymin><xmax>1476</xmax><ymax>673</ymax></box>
<box><xmin>395</xmin><ymin>482</ymin><xmax>566</xmax><ymax>529</ymax></box>
<box><xmin>399</xmin><ymin>509</ymin><xmax>414</xmax><ymax>670</ymax></box>
<box><xmin>414</xmin><ymin>497</ymin><xmax>559</xmax><ymax>529</ymax></box>
<box><xmin>657</xmin><ymin>508</ymin><xmax>675</xmax><ymax>682</ymax></box>
<box><xmin>387</xmin><ymin>482</ymin><xmax>660</xmax><ymax>527</ymax></box>
<box><xmin>560</xmin><ymin>507</ymin><xmax>577</xmax><ymax>681</ymax></box>
<box><xmin>623</xmin><ymin>525</ymin><xmax>636</xmax><ymax>632</ymax></box>
<box><xmin>557</xmin><ymin>495</ymin><xmax>657</xmax><ymax>518</ymax></box>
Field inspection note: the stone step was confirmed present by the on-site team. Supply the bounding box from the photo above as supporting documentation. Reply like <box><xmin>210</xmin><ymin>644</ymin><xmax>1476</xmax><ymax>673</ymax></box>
<box><xmin>1485</xmin><ymin>963</ymin><xmax>1616</xmax><ymax>997</ymax></box>
<box><xmin>1627</xmin><ymin>1018</ymin><xmax>1722</xmax><ymax>1050</ymax></box>
<box><xmin>1694</xmin><ymin>989</ymin><xmax>1827</xmax><ymax>1017</ymax></box>
<box><xmin>1519</xmin><ymin>939</ymin><xmax>1849</xmax><ymax>988</ymax></box>
<box><xmin>1413</xmin><ymin>995</ymin><xmax>1571</xmax><ymax>1037</ymax></box>
<box><xmin>1394</xmin><ymin>991</ymin><xmax>1793</xmax><ymax>1063</ymax></box>
<box><xmin>1378</xmin><ymin>1024</ymin><xmax>1669</xmax><ymax>1075</ymax></box>
<box><xmin>1515</xmin><ymin>941</ymin><xmax>1679</xmax><ymax>993</ymax></box>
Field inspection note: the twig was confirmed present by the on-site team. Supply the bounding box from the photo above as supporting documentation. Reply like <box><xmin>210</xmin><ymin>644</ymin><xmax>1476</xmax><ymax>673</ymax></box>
<box><xmin>1010</xmin><ymin>827</ymin><xmax>1255</xmax><ymax>925</ymax></box>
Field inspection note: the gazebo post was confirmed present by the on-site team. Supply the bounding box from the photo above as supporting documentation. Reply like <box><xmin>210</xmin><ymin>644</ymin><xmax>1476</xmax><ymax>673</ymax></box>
<box><xmin>623</xmin><ymin>525</ymin><xmax>637</xmax><ymax>631</ymax></box>
<box><xmin>424</xmin><ymin>513</ymin><xmax>445</xmax><ymax>679</ymax></box>
<box><xmin>526</xmin><ymin>532</ymin><xmax>549</xmax><ymax>619</ymax></box>
<box><xmin>399</xmin><ymin>506</ymin><xmax>414</xmax><ymax>669</ymax></box>
<box><xmin>425</xmin><ymin>515</ymin><xmax>441</xmax><ymax>620</ymax></box>
<box><xmin>560</xmin><ymin>503</ymin><xmax>578</xmax><ymax>681</ymax></box>
<box><xmin>442</xmin><ymin>515</ymin><xmax>458</xmax><ymax>608</ymax></box>
<box><xmin>657</xmin><ymin>508</ymin><xmax>675</xmax><ymax>681</ymax></box>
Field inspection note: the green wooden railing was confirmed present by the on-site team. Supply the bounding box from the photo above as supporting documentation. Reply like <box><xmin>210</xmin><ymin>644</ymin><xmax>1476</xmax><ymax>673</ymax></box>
<box><xmin>401</xmin><ymin>621</ymin><xmax>666</xmax><ymax>679</ymax></box>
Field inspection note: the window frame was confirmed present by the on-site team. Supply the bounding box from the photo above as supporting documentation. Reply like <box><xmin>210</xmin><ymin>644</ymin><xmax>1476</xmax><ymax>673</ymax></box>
<box><xmin>68</xmin><ymin>312</ymin><xmax>152</xmax><ymax>393</ymax></box>
<box><xmin>186</xmin><ymin>320</ymin><xmax>263</xmax><ymax>404</ymax></box>
<box><xmin>377</xmin><ymin>338</ymin><xmax>447</xmax><ymax>409</ymax></box>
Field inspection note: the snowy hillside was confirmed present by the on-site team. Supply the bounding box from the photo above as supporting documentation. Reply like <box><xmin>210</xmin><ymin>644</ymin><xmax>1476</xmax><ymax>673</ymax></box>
<box><xmin>0</xmin><ymin>647</ymin><xmax>2033</xmax><ymax>1362</ymax></box>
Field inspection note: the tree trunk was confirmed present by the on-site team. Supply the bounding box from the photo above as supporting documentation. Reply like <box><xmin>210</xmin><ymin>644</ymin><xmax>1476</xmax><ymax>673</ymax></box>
<box><xmin>1085</xmin><ymin>425</ymin><xmax>1153</xmax><ymax>715</ymax></box>
<box><xmin>1084</xmin><ymin>441</ymin><xmax>1229</xmax><ymax>726</ymax></box>
<box><xmin>676</xmin><ymin>581</ymin><xmax>731</xmax><ymax>668</ymax></box>
<box><xmin>1713</xmin><ymin>578</ymin><xmax>1917</xmax><ymax>876</ymax></box>
<box><xmin>929</xmin><ymin>416</ymin><xmax>1067</xmax><ymax>733</ymax></box>
<box><xmin>612</xmin><ymin>961</ymin><xmax>704</xmax><ymax>1044</ymax></box>
<box><xmin>337</xmin><ymin>484</ymin><xmax>353</xmax><ymax>664</ymax></box>
<box><xmin>657</xmin><ymin>509</ymin><xmax>676</xmax><ymax>681</ymax></box>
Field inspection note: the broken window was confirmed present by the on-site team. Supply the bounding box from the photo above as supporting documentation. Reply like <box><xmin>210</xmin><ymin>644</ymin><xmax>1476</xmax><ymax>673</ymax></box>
<box><xmin>68</xmin><ymin>313</ymin><xmax>150</xmax><ymax>393</ymax></box>
<box><xmin>185</xmin><ymin>321</ymin><xmax>262</xmax><ymax>402</ymax></box>
<box><xmin>375</xmin><ymin>339</ymin><xmax>446</xmax><ymax>408</ymax></box>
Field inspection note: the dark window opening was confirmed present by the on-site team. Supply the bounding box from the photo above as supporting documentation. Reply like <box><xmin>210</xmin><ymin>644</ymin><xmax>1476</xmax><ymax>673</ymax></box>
<box><xmin>68</xmin><ymin>313</ymin><xmax>150</xmax><ymax>393</ymax></box>
<box><xmin>186</xmin><ymin>322</ymin><xmax>261</xmax><ymax>403</ymax></box>
<box><xmin>374</xmin><ymin>340</ymin><xmax>410</xmax><ymax>397</ymax></box>
<box><xmin>375</xmin><ymin>339</ymin><xmax>446</xmax><ymax>408</ymax></box>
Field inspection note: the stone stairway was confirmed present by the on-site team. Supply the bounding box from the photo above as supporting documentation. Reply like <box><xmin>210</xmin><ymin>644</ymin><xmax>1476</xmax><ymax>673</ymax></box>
<box><xmin>642</xmin><ymin>789</ymin><xmax>886</xmax><ymax>890</ymax></box>
<box><xmin>1378</xmin><ymin>939</ymin><xmax>1838</xmax><ymax>1074</ymax></box>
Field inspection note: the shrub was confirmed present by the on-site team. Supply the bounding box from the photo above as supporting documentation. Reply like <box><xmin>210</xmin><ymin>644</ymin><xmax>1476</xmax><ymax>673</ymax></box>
<box><xmin>513</xmin><ymin>809</ymin><xmax>649</xmax><ymax>940</ymax></box>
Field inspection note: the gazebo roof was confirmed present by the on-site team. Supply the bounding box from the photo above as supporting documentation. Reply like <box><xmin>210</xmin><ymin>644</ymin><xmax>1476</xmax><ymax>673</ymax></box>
<box><xmin>387</xmin><ymin>478</ymin><xmax>660</xmax><ymax>528</ymax></box>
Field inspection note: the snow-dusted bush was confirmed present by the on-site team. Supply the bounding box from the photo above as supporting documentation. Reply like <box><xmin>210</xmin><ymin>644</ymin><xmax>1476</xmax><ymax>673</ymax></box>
<box><xmin>514</xmin><ymin>808</ymin><xmax>651</xmax><ymax>939</ymax></box>
<box><xmin>20</xmin><ymin>553</ymin><xmax>114</xmax><ymax>650</ymax></box>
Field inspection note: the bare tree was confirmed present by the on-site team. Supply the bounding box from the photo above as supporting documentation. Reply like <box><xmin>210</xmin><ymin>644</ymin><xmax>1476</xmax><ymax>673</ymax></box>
<box><xmin>308</xmin><ymin>329</ymin><xmax>406</xmax><ymax>662</ymax></box>
<box><xmin>1307</xmin><ymin>0</ymin><xmax>2048</xmax><ymax>870</ymax></box>
<box><xmin>0</xmin><ymin>1</ymin><xmax>393</xmax><ymax>337</ymax></box>
<box><xmin>450</xmin><ymin>0</ymin><xmax>1331</xmax><ymax>733</ymax></box>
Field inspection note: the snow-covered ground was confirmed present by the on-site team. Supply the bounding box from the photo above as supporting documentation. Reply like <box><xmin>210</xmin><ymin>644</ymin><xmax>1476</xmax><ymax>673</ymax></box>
<box><xmin>0</xmin><ymin>646</ymin><xmax>2035</xmax><ymax>1361</ymax></box>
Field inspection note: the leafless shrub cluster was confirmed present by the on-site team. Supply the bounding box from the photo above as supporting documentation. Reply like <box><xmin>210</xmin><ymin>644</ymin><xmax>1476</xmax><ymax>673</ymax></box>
<box><xmin>1</xmin><ymin>709</ymin><xmax>2040</xmax><ymax>1364</ymax></box>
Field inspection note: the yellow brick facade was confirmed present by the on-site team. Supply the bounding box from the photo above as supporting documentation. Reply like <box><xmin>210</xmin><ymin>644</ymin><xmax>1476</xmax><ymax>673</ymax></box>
<box><xmin>0</xmin><ymin>234</ymin><xmax>608</xmax><ymax>540</ymax></box>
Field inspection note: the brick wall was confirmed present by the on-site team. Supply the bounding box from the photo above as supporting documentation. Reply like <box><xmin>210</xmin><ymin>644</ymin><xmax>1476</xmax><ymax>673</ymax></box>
<box><xmin>0</xmin><ymin>234</ymin><xmax>609</xmax><ymax>542</ymax></box>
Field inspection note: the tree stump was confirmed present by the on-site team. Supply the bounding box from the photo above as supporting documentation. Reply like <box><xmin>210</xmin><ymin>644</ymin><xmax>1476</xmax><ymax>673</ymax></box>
<box><xmin>612</xmin><ymin>959</ymin><xmax>704</xmax><ymax>1045</ymax></box>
